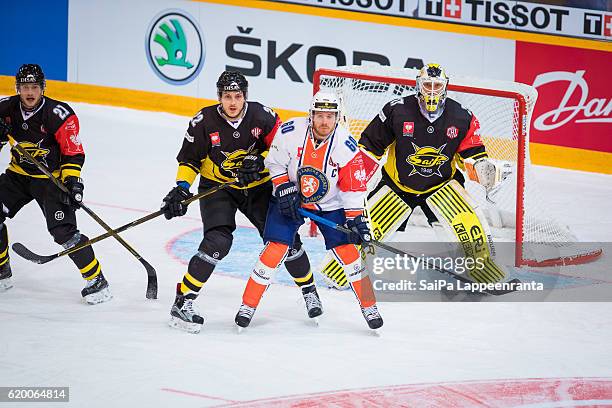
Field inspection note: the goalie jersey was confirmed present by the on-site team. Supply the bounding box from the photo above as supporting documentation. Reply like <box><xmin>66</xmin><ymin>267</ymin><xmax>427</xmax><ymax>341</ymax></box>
<box><xmin>266</xmin><ymin>117</ymin><xmax>369</xmax><ymax>215</ymax></box>
<box><xmin>175</xmin><ymin>101</ymin><xmax>281</xmax><ymax>189</ymax></box>
<box><xmin>359</xmin><ymin>95</ymin><xmax>488</xmax><ymax>194</ymax></box>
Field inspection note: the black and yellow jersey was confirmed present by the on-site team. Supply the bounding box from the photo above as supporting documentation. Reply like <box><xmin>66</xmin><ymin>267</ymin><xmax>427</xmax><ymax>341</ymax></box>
<box><xmin>175</xmin><ymin>101</ymin><xmax>281</xmax><ymax>189</ymax></box>
<box><xmin>0</xmin><ymin>95</ymin><xmax>84</xmax><ymax>181</ymax></box>
<box><xmin>359</xmin><ymin>95</ymin><xmax>487</xmax><ymax>194</ymax></box>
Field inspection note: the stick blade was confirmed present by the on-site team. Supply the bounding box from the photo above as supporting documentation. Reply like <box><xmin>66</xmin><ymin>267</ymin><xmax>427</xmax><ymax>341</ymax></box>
<box><xmin>146</xmin><ymin>275</ymin><xmax>158</xmax><ymax>299</ymax></box>
<box><xmin>140</xmin><ymin>259</ymin><xmax>158</xmax><ymax>299</ymax></box>
<box><xmin>11</xmin><ymin>243</ymin><xmax>55</xmax><ymax>264</ymax></box>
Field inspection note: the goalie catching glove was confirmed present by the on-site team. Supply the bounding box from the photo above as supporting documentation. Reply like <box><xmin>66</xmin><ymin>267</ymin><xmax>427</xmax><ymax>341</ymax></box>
<box><xmin>464</xmin><ymin>157</ymin><xmax>512</xmax><ymax>191</ymax></box>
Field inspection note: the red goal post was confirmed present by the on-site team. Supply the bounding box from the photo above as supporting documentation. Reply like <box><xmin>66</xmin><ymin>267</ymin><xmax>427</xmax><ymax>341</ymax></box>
<box><xmin>310</xmin><ymin>66</ymin><xmax>602</xmax><ymax>268</ymax></box>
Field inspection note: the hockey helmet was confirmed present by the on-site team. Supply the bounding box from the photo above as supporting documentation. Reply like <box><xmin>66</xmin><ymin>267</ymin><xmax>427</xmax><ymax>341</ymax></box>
<box><xmin>16</xmin><ymin>64</ymin><xmax>46</xmax><ymax>91</ymax></box>
<box><xmin>216</xmin><ymin>71</ymin><xmax>248</xmax><ymax>98</ymax></box>
<box><xmin>310</xmin><ymin>91</ymin><xmax>340</xmax><ymax>122</ymax></box>
<box><xmin>416</xmin><ymin>63</ymin><xmax>449</xmax><ymax>118</ymax></box>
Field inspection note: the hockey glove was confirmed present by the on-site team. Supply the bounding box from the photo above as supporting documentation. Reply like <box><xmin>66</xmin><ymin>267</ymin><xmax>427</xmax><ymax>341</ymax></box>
<box><xmin>162</xmin><ymin>183</ymin><xmax>193</xmax><ymax>220</ymax></box>
<box><xmin>275</xmin><ymin>181</ymin><xmax>301</xmax><ymax>221</ymax></box>
<box><xmin>61</xmin><ymin>176</ymin><xmax>84</xmax><ymax>209</ymax></box>
<box><xmin>236</xmin><ymin>154</ymin><xmax>265</xmax><ymax>186</ymax></box>
<box><xmin>346</xmin><ymin>214</ymin><xmax>372</xmax><ymax>245</ymax></box>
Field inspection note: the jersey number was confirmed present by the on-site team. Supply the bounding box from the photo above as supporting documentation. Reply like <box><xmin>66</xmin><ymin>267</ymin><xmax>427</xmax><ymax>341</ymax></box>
<box><xmin>263</xmin><ymin>105</ymin><xmax>276</xmax><ymax>118</ymax></box>
<box><xmin>281</xmin><ymin>121</ymin><xmax>294</xmax><ymax>134</ymax></box>
<box><xmin>344</xmin><ymin>135</ymin><xmax>358</xmax><ymax>152</ymax></box>
<box><xmin>190</xmin><ymin>113</ymin><xmax>204</xmax><ymax>128</ymax></box>
<box><xmin>53</xmin><ymin>105</ymin><xmax>70</xmax><ymax>120</ymax></box>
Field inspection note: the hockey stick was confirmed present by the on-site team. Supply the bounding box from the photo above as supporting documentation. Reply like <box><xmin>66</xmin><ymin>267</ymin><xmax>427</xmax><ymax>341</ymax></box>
<box><xmin>12</xmin><ymin>144</ymin><xmax>160</xmax><ymax>299</ymax></box>
<box><xmin>299</xmin><ymin>209</ymin><xmax>520</xmax><ymax>296</ymax></box>
<box><xmin>13</xmin><ymin>174</ymin><xmax>235</xmax><ymax>264</ymax></box>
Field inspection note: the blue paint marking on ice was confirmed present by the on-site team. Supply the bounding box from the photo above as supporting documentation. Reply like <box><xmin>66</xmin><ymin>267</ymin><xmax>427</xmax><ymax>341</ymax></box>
<box><xmin>168</xmin><ymin>226</ymin><xmax>330</xmax><ymax>286</ymax></box>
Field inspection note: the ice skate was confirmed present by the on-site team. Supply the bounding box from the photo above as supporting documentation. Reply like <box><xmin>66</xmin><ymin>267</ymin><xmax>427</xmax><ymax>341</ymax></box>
<box><xmin>0</xmin><ymin>262</ymin><xmax>13</xmax><ymax>292</ymax></box>
<box><xmin>301</xmin><ymin>284</ymin><xmax>323</xmax><ymax>321</ymax></box>
<box><xmin>361</xmin><ymin>304</ymin><xmax>383</xmax><ymax>330</ymax></box>
<box><xmin>81</xmin><ymin>273</ymin><xmax>112</xmax><ymax>305</ymax></box>
<box><xmin>169</xmin><ymin>289</ymin><xmax>203</xmax><ymax>334</ymax></box>
<box><xmin>235</xmin><ymin>303</ymin><xmax>256</xmax><ymax>331</ymax></box>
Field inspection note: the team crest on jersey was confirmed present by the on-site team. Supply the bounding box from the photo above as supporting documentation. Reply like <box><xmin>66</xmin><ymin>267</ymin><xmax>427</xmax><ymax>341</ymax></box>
<box><xmin>446</xmin><ymin>126</ymin><xmax>458</xmax><ymax>139</ymax></box>
<box><xmin>15</xmin><ymin>141</ymin><xmax>50</xmax><ymax>167</ymax></box>
<box><xmin>209</xmin><ymin>132</ymin><xmax>220</xmax><ymax>146</ymax></box>
<box><xmin>403</xmin><ymin>121</ymin><xmax>414</xmax><ymax>137</ymax></box>
<box><xmin>297</xmin><ymin>166</ymin><xmax>329</xmax><ymax>203</ymax></box>
<box><xmin>251</xmin><ymin>127</ymin><xmax>262</xmax><ymax>139</ymax></box>
<box><xmin>407</xmin><ymin>143</ymin><xmax>449</xmax><ymax>177</ymax></box>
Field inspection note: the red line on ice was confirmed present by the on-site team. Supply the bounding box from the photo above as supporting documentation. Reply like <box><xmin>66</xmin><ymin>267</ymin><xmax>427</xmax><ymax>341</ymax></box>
<box><xmin>160</xmin><ymin>387</ymin><xmax>238</xmax><ymax>403</ymax></box>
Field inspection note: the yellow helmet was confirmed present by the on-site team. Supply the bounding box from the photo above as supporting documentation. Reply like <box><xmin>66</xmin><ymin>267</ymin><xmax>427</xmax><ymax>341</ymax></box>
<box><xmin>416</xmin><ymin>63</ymin><xmax>449</xmax><ymax>118</ymax></box>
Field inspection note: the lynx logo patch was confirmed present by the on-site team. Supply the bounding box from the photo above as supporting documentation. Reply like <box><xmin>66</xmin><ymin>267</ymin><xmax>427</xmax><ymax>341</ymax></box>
<box><xmin>297</xmin><ymin>166</ymin><xmax>329</xmax><ymax>203</ymax></box>
<box><xmin>407</xmin><ymin>143</ymin><xmax>448</xmax><ymax>177</ymax></box>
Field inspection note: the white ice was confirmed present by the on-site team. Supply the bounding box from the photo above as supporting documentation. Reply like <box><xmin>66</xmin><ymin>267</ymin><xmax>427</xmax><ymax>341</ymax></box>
<box><xmin>0</xmin><ymin>102</ymin><xmax>611</xmax><ymax>407</ymax></box>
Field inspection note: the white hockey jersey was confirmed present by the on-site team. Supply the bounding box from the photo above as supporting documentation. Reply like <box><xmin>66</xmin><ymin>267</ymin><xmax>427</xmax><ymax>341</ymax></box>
<box><xmin>265</xmin><ymin>117</ymin><xmax>371</xmax><ymax>216</ymax></box>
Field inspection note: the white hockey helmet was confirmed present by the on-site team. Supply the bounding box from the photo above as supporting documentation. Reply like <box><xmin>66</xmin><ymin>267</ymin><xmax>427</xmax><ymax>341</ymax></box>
<box><xmin>416</xmin><ymin>63</ymin><xmax>449</xmax><ymax>118</ymax></box>
<box><xmin>310</xmin><ymin>91</ymin><xmax>340</xmax><ymax>123</ymax></box>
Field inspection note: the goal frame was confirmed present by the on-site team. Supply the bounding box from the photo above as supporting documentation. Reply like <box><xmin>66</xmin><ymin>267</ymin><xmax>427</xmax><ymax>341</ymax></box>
<box><xmin>312</xmin><ymin>67</ymin><xmax>601</xmax><ymax>267</ymax></box>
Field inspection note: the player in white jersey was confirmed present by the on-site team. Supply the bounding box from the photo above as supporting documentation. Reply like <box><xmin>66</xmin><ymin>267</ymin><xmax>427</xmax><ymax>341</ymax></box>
<box><xmin>234</xmin><ymin>91</ymin><xmax>383</xmax><ymax>330</ymax></box>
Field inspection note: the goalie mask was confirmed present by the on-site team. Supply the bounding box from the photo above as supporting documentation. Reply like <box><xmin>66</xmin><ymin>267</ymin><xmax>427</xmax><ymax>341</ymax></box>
<box><xmin>416</xmin><ymin>63</ymin><xmax>449</xmax><ymax>120</ymax></box>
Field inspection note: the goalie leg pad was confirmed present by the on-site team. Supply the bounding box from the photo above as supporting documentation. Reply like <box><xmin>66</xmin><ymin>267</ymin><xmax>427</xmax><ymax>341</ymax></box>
<box><xmin>318</xmin><ymin>186</ymin><xmax>411</xmax><ymax>290</ymax></box>
<box><xmin>367</xmin><ymin>186</ymin><xmax>412</xmax><ymax>242</ymax></box>
<box><xmin>426</xmin><ymin>180</ymin><xmax>507</xmax><ymax>284</ymax></box>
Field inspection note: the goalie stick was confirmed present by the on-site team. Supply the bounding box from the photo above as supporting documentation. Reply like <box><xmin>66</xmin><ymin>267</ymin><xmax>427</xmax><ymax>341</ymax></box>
<box><xmin>12</xmin><ymin>181</ymin><xmax>236</xmax><ymax>267</ymax></box>
<box><xmin>299</xmin><ymin>209</ymin><xmax>520</xmax><ymax>296</ymax></box>
<box><xmin>13</xmin><ymin>143</ymin><xmax>160</xmax><ymax>298</ymax></box>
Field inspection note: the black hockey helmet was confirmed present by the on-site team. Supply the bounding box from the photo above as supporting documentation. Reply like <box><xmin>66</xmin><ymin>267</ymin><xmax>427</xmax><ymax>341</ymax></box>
<box><xmin>216</xmin><ymin>71</ymin><xmax>248</xmax><ymax>98</ymax></box>
<box><xmin>16</xmin><ymin>64</ymin><xmax>46</xmax><ymax>91</ymax></box>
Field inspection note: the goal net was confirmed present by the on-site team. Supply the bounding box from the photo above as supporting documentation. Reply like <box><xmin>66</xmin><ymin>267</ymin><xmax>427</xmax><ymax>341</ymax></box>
<box><xmin>312</xmin><ymin>65</ymin><xmax>601</xmax><ymax>267</ymax></box>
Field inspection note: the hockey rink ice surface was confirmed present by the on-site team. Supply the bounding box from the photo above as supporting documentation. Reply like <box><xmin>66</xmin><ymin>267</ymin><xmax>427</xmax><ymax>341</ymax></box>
<box><xmin>1</xmin><ymin>102</ymin><xmax>611</xmax><ymax>407</ymax></box>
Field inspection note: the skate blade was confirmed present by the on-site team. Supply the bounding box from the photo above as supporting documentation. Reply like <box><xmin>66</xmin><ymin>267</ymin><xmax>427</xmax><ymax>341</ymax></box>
<box><xmin>370</xmin><ymin>328</ymin><xmax>381</xmax><ymax>337</ymax></box>
<box><xmin>0</xmin><ymin>278</ymin><xmax>14</xmax><ymax>292</ymax></box>
<box><xmin>236</xmin><ymin>326</ymin><xmax>245</xmax><ymax>334</ymax></box>
<box><xmin>310</xmin><ymin>317</ymin><xmax>320</xmax><ymax>327</ymax></box>
<box><xmin>83</xmin><ymin>287</ymin><xmax>113</xmax><ymax>305</ymax></box>
<box><xmin>168</xmin><ymin>316</ymin><xmax>202</xmax><ymax>334</ymax></box>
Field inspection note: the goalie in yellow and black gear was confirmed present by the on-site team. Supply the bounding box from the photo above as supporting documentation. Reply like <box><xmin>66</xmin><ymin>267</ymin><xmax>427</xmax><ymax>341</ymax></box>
<box><xmin>320</xmin><ymin>63</ymin><xmax>510</xmax><ymax>289</ymax></box>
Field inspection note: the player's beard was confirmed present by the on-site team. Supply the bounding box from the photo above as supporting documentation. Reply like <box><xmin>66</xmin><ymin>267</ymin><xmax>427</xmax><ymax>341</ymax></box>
<box><xmin>312</xmin><ymin>123</ymin><xmax>333</xmax><ymax>141</ymax></box>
